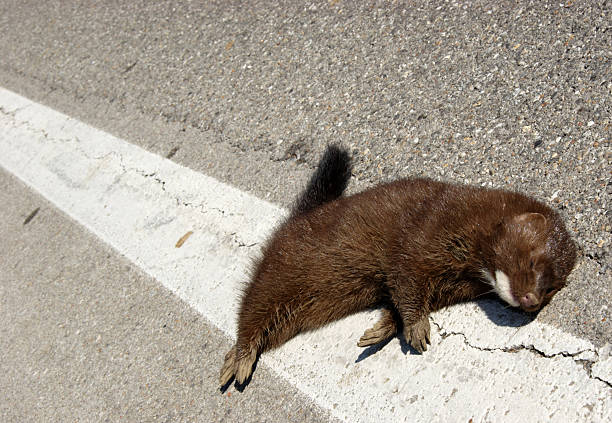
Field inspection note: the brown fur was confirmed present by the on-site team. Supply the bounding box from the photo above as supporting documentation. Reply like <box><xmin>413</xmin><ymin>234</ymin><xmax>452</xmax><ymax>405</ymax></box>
<box><xmin>219</xmin><ymin>153</ymin><xmax>576</xmax><ymax>387</ymax></box>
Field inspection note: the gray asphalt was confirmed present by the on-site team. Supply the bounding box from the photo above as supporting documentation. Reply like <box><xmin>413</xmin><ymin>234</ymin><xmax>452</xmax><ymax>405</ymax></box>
<box><xmin>0</xmin><ymin>0</ymin><xmax>610</xmax><ymax>419</ymax></box>
<box><xmin>0</xmin><ymin>168</ymin><xmax>333</xmax><ymax>422</ymax></box>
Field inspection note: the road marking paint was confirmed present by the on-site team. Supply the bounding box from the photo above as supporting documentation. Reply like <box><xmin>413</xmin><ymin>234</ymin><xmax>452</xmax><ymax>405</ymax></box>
<box><xmin>1</xmin><ymin>87</ymin><xmax>610</xmax><ymax>422</ymax></box>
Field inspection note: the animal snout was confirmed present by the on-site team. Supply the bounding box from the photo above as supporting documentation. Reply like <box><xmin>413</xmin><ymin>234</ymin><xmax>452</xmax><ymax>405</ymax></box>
<box><xmin>519</xmin><ymin>292</ymin><xmax>540</xmax><ymax>310</ymax></box>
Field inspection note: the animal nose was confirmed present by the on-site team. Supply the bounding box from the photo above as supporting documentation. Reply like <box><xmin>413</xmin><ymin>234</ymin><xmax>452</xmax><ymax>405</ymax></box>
<box><xmin>520</xmin><ymin>292</ymin><xmax>539</xmax><ymax>309</ymax></box>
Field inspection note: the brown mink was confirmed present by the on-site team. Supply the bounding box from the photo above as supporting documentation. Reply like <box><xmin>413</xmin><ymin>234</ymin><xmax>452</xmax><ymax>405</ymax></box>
<box><xmin>219</xmin><ymin>145</ymin><xmax>577</xmax><ymax>387</ymax></box>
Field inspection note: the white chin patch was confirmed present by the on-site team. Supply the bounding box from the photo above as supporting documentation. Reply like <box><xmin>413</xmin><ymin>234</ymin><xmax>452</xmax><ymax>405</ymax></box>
<box><xmin>482</xmin><ymin>269</ymin><xmax>520</xmax><ymax>307</ymax></box>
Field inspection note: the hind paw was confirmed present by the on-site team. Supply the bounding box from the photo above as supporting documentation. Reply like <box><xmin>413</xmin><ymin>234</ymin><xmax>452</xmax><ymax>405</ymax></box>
<box><xmin>235</xmin><ymin>349</ymin><xmax>258</xmax><ymax>384</ymax></box>
<box><xmin>219</xmin><ymin>346</ymin><xmax>258</xmax><ymax>386</ymax></box>
<box><xmin>219</xmin><ymin>346</ymin><xmax>237</xmax><ymax>386</ymax></box>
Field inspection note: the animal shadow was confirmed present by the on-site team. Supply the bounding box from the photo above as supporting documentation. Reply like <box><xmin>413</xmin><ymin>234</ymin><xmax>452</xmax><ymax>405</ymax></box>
<box><xmin>476</xmin><ymin>298</ymin><xmax>535</xmax><ymax>327</ymax></box>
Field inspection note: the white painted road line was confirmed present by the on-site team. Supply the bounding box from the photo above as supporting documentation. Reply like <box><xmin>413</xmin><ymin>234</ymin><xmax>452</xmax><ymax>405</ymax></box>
<box><xmin>0</xmin><ymin>87</ymin><xmax>610</xmax><ymax>422</ymax></box>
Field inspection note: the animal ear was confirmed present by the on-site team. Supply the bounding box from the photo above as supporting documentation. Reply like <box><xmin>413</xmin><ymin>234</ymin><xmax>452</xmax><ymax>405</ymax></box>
<box><xmin>512</xmin><ymin>213</ymin><xmax>547</xmax><ymax>234</ymax></box>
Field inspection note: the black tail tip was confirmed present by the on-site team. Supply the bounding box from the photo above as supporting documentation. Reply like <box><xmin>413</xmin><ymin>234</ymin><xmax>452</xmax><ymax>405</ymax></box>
<box><xmin>322</xmin><ymin>144</ymin><xmax>351</xmax><ymax>168</ymax></box>
<box><xmin>292</xmin><ymin>144</ymin><xmax>352</xmax><ymax>216</ymax></box>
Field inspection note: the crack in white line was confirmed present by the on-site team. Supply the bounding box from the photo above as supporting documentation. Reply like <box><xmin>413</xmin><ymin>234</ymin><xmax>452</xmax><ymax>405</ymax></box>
<box><xmin>430</xmin><ymin>319</ymin><xmax>611</xmax><ymax>389</ymax></box>
<box><xmin>1</xmin><ymin>108</ymin><xmax>262</xmax><ymax>251</ymax></box>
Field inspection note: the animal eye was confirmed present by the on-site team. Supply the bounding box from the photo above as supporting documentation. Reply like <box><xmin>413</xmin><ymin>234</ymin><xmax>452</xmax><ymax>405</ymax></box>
<box><xmin>529</xmin><ymin>259</ymin><xmax>535</xmax><ymax>269</ymax></box>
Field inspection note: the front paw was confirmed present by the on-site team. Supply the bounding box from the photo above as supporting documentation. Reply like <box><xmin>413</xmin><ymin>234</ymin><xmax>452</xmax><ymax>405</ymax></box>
<box><xmin>357</xmin><ymin>308</ymin><xmax>397</xmax><ymax>347</ymax></box>
<box><xmin>403</xmin><ymin>315</ymin><xmax>430</xmax><ymax>353</ymax></box>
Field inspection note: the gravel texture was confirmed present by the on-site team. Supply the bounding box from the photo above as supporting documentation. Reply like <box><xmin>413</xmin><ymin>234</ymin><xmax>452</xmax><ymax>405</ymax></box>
<box><xmin>0</xmin><ymin>0</ymin><xmax>609</xmax><ymax>344</ymax></box>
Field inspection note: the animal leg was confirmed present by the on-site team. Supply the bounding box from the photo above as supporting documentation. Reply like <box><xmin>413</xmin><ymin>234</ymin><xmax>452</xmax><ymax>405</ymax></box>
<box><xmin>386</xmin><ymin>275</ymin><xmax>431</xmax><ymax>353</ymax></box>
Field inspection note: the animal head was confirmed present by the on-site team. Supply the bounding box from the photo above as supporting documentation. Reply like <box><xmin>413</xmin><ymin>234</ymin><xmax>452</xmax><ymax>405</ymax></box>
<box><xmin>484</xmin><ymin>212</ymin><xmax>577</xmax><ymax>312</ymax></box>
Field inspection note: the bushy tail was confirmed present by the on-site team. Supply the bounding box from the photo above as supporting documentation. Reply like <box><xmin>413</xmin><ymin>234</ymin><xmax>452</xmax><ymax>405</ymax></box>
<box><xmin>292</xmin><ymin>144</ymin><xmax>352</xmax><ymax>216</ymax></box>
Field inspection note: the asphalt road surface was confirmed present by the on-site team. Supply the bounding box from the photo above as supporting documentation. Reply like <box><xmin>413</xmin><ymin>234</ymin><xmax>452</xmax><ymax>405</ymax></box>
<box><xmin>0</xmin><ymin>1</ymin><xmax>610</xmax><ymax>422</ymax></box>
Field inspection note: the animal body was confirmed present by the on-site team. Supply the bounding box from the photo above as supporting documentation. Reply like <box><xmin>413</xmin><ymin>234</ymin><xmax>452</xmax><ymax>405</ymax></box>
<box><xmin>219</xmin><ymin>145</ymin><xmax>576</xmax><ymax>387</ymax></box>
